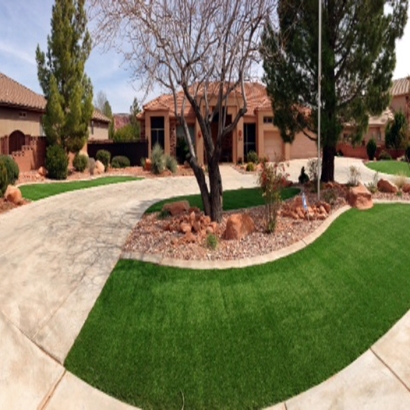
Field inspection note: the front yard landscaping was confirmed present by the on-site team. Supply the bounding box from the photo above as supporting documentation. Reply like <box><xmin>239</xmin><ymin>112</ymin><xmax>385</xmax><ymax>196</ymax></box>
<box><xmin>65</xmin><ymin>204</ymin><xmax>410</xmax><ymax>409</ymax></box>
<box><xmin>366</xmin><ymin>160</ymin><xmax>410</xmax><ymax>177</ymax></box>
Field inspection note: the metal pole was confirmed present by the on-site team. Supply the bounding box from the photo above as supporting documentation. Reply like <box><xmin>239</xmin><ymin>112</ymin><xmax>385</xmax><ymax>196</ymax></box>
<box><xmin>317</xmin><ymin>0</ymin><xmax>322</xmax><ymax>201</ymax></box>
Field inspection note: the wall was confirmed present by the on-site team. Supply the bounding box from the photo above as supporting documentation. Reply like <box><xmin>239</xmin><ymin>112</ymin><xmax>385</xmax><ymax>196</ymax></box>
<box><xmin>391</xmin><ymin>95</ymin><xmax>407</xmax><ymax>114</ymax></box>
<box><xmin>11</xmin><ymin>136</ymin><xmax>46</xmax><ymax>172</ymax></box>
<box><xmin>0</xmin><ymin>107</ymin><xmax>42</xmax><ymax>137</ymax></box>
<box><xmin>337</xmin><ymin>143</ymin><xmax>405</xmax><ymax>160</ymax></box>
<box><xmin>289</xmin><ymin>132</ymin><xmax>318</xmax><ymax>159</ymax></box>
<box><xmin>89</xmin><ymin>120</ymin><xmax>109</xmax><ymax>140</ymax></box>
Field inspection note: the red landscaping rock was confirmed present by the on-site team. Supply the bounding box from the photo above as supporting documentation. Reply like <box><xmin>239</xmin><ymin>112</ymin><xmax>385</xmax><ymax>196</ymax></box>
<box><xmin>377</xmin><ymin>179</ymin><xmax>398</xmax><ymax>194</ymax></box>
<box><xmin>4</xmin><ymin>185</ymin><xmax>23</xmax><ymax>205</ymax></box>
<box><xmin>223</xmin><ymin>213</ymin><xmax>255</xmax><ymax>240</ymax></box>
<box><xmin>38</xmin><ymin>166</ymin><xmax>47</xmax><ymax>177</ymax></box>
<box><xmin>95</xmin><ymin>160</ymin><xmax>105</xmax><ymax>174</ymax></box>
<box><xmin>346</xmin><ymin>183</ymin><xmax>373</xmax><ymax>210</ymax></box>
<box><xmin>403</xmin><ymin>183</ymin><xmax>410</xmax><ymax>194</ymax></box>
<box><xmin>163</xmin><ymin>200</ymin><xmax>190</xmax><ymax>216</ymax></box>
<box><xmin>144</xmin><ymin>158</ymin><xmax>152</xmax><ymax>171</ymax></box>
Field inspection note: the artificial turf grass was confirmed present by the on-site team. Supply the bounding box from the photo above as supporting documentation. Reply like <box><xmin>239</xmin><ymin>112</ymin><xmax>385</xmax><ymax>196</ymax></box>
<box><xmin>366</xmin><ymin>160</ymin><xmax>410</xmax><ymax>177</ymax></box>
<box><xmin>19</xmin><ymin>176</ymin><xmax>141</xmax><ymax>201</ymax></box>
<box><xmin>65</xmin><ymin>204</ymin><xmax>410</xmax><ymax>409</ymax></box>
<box><xmin>145</xmin><ymin>186</ymin><xmax>300</xmax><ymax>213</ymax></box>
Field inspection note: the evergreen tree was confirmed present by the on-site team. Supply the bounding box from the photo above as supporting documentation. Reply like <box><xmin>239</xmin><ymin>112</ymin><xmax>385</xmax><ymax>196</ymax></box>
<box><xmin>36</xmin><ymin>0</ymin><xmax>93</xmax><ymax>153</ymax></box>
<box><xmin>261</xmin><ymin>0</ymin><xmax>408</xmax><ymax>182</ymax></box>
<box><xmin>385</xmin><ymin>111</ymin><xmax>409</xmax><ymax>149</ymax></box>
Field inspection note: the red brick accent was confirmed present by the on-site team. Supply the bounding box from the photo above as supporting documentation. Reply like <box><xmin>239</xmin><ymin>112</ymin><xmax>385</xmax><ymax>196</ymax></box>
<box><xmin>11</xmin><ymin>136</ymin><xmax>46</xmax><ymax>172</ymax></box>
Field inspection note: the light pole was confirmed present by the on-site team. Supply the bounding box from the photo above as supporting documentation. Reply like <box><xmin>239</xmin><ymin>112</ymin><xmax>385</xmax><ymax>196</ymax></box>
<box><xmin>317</xmin><ymin>0</ymin><xmax>322</xmax><ymax>200</ymax></box>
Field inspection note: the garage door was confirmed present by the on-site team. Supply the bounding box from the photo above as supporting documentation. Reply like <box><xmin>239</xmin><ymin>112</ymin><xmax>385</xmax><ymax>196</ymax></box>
<box><xmin>264</xmin><ymin>131</ymin><xmax>283</xmax><ymax>161</ymax></box>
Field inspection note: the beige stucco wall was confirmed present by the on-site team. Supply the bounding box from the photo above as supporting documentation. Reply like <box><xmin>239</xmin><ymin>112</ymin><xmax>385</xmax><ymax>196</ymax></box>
<box><xmin>391</xmin><ymin>95</ymin><xmax>407</xmax><ymax>114</ymax></box>
<box><xmin>289</xmin><ymin>132</ymin><xmax>318</xmax><ymax>159</ymax></box>
<box><xmin>89</xmin><ymin>121</ymin><xmax>109</xmax><ymax>141</ymax></box>
<box><xmin>0</xmin><ymin>107</ymin><xmax>43</xmax><ymax>136</ymax></box>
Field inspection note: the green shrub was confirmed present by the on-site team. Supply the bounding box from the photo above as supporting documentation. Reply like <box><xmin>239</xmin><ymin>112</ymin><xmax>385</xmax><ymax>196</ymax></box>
<box><xmin>73</xmin><ymin>153</ymin><xmax>88</xmax><ymax>172</ymax></box>
<box><xmin>158</xmin><ymin>209</ymin><xmax>171</xmax><ymax>220</ymax></box>
<box><xmin>0</xmin><ymin>161</ymin><xmax>8</xmax><ymax>196</ymax></box>
<box><xmin>366</xmin><ymin>138</ymin><xmax>377</xmax><ymax>160</ymax></box>
<box><xmin>165</xmin><ymin>155</ymin><xmax>178</xmax><ymax>173</ymax></box>
<box><xmin>112</xmin><ymin>156</ymin><xmax>131</xmax><ymax>168</ymax></box>
<box><xmin>378</xmin><ymin>150</ymin><xmax>392</xmax><ymax>161</ymax></box>
<box><xmin>246</xmin><ymin>162</ymin><xmax>255</xmax><ymax>172</ymax></box>
<box><xmin>347</xmin><ymin>165</ymin><xmax>360</xmax><ymax>187</ymax></box>
<box><xmin>0</xmin><ymin>155</ymin><xmax>19</xmax><ymax>186</ymax></box>
<box><xmin>366</xmin><ymin>172</ymin><xmax>379</xmax><ymax>194</ymax></box>
<box><xmin>46</xmin><ymin>145</ymin><xmax>68</xmax><ymax>180</ymax></box>
<box><xmin>151</xmin><ymin>143</ymin><xmax>166</xmax><ymax>174</ymax></box>
<box><xmin>96</xmin><ymin>149</ymin><xmax>111</xmax><ymax>171</ymax></box>
<box><xmin>405</xmin><ymin>146</ymin><xmax>410</xmax><ymax>162</ymax></box>
<box><xmin>246</xmin><ymin>150</ymin><xmax>258</xmax><ymax>164</ymax></box>
<box><xmin>88</xmin><ymin>158</ymin><xmax>96</xmax><ymax>176</ymax></box>
<box><xmin>206</xmin><ymin>233</ymin><xmax>219</xmax><ymax>250</ymax></box>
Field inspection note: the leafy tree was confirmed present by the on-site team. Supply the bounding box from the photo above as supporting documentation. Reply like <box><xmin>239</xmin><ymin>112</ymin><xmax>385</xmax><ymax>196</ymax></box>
<box><xmin>113</xmin><ymin>124</ymin><xmax>139</xmax><ymax>142</ymax></box>
<box><xmin>385</xmin><ymin>111</ymin><xmax>409</xmax><ymax>149</ymax></box>
<box><xmin>36</xmin><ymin>0</ymin><xmax>93</xmax><ymax>153</ymax></box>
<box><xmin>261</xmin><ymin>0</ymin><xmax>408</xmax><ymax>182</ymax></box>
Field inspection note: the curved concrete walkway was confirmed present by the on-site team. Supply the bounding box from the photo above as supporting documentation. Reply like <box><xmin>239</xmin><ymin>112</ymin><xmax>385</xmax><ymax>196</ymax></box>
<box><xmin>0</xmin><ymin>160</ymin><xmax>409</xmax><ymax>409</ymax></box>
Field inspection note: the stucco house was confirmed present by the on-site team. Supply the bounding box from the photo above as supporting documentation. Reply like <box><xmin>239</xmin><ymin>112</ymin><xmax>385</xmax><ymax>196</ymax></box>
<box><xmin>0</xmin><ymin>72</ymin><xmax>110</xmax><ymax>171</ymax></box>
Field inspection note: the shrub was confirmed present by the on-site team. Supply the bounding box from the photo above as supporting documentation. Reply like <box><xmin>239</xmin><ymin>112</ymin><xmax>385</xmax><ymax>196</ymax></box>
<box><xmin>298</xmin><ymin>166</ymin><xmax>309</xmax><ymax>184</ymax></box>
<box><xmin>394</xmin><ymin>172</ymin><xmax>407</xmax><ymax>190</ymax></box>
<box><xmin>347</xmin><ymin>165</ymin><xmax>360</xmax><ymax>187</ymax></box>
<box><xmin>73</xmin><ymin>153</ymin><xmax>88</xmax><ymax>172</ymax></box>
<box><xmin>378</xmin><ymin>150</ymin><xmax>392</xmax><ymax>161</ymax></box>
<box><xmin>46</xmin><ymin>145</ymin><xmax>68</xmax><ymax>180</ymax></box>
<box><xmin>307</xmin><ymin>158</ymin><xmax>321</xmax><ymax>185</ymax></box>
<box><xmin>246</xmin><ymin>162</ymin><xmax>255</xmax><ymax>172</ymax></box>
<box><xmin>96</xmin><ymin>149</ymin><xmax>111</xmax><ymax>171</ymax></box>
<box><xmin>0</xmin><ymin>155</ymin><xmax>19</xmax><ymax>186</ymax></box>
<box><xmin>366</xmin><ymin>138</ymin><xmax>377</xmax><ymax>160</ymax></box>
<box><xmin>206</xmin><ymin>233</ymin><xmax>219</xmax><ymax>250</ymax></box>
<box><xmin>165</xmin><ymin>155</ymin><xmax>178</xmax><ymax>173</ymax></box>
<box><xmin>88</xmin><ymin>158</ymin><xmax>96</xmax><ymax>176</ymax></box>
<box><xmin>0</xmin><ymin>161</ymin><xmax>8</xmax><ymax>196</ymax></box>
<box><xmin>405</xmin><ymin>146</ymin><xmax>410</xmax><ymax>162</ymax></box>
<box><xmin>151</xmin><ymin>143</ymin><xmax>166</xmax><ymax>174</ymax></box>
<box><xmin>246</xmin><ymin>150</ymin><xmax>258</xmax><ymax>164</ymax></box>
<box><xmin>140</xmin><ymin>157</ymin><xmax>146</xmax><ymax>168</ymax></box>
<box><xmin>158</xmin><ymin>209</ymin><xmax>171</xmax><ymax>219</ymax></box>
<box><xmin>112</xmin><ymin>156</ymin><xmax>131</xmax><ymax>168</ymax></box>
<box><xmin>322</xmin><ymin>188</ymin><xmax>338</xmax><ymax>205</ymax></box>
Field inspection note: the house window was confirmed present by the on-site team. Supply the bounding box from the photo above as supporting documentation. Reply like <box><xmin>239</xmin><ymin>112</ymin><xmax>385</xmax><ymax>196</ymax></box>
<box><xmin>244</xmin><ymin>123</ymin><xmax>256</xmax><ymax>158</ymax></box>
<box><xmin>151</xmin><ymin>116</ymin><xmax>165</xmax><ymax>149</ymax></box>
<box><xmin>263</xmin><ymin>116</ymin><xmax>273</xmax><ymax>124</ymax></box>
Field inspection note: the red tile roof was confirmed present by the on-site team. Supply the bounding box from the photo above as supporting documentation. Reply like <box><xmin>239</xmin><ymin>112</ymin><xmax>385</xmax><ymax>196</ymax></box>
<box><xmin>391</xmin><ymin>77</ymin><xmax>410</xmax><ymax>96</ymax></box>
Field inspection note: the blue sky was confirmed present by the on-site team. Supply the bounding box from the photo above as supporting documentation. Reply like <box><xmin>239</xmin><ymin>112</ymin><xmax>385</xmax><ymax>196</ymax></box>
<box><xmin>0</xmin><ymin>1</ymin><xmax>409</xmax><ymax>114</ymax></box>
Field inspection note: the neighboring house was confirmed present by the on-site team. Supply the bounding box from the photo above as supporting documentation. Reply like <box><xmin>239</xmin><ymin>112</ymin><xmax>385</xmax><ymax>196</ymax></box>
<box><xmin>113</xmin><ymin>113</ymin><xmax>131</xmax><ymax>131</ymax></box>
<box><xmin>137</xmin><ymin>82</ymin><xmax>318</xmax><ymax>165</ymax></box>
<box><xmin>0</xmin><ymin>72</ymin><xmax>111</xmax><ymax>171</ymax></box>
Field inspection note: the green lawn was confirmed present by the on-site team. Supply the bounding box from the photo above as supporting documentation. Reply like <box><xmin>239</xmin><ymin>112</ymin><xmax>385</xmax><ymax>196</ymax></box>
<box><xmin>145</xmin><ymin>186</ymin><xmax>300</xmax><ymax>213</ymax></box>
<box><xmin>366</xmin><ymin>160</ymin><xmax>410</xmax><ymax>177</ymax></box>
<box><xmin>20</xmin><ymin>176</ymin><xmax>141</xmax><ymax>201</ymax></box>
<box><xmin>65</xmin><ymin>204</ymin><xmax>410</xmax><ymax>409</ymax></box>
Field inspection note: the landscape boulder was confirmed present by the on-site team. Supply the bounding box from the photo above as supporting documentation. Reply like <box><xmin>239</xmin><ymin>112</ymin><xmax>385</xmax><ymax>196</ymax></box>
<box><xmin>346</xmin><ymin>183</ymin><xmax>373</xmax><ymax>210</ymax></box>
<box><xmin>223</xmin><ymin>213</ymin><xmax>255</xmax><ymax>240</ymax></box>
<box><xmin>377</xmin><ymin>179</ymin><xmax>398</xmax><ymax>194</ymax></box>
<box><xmin>38</xmin><ymin>166</ymin><xmax>47</xmax><ymax>177</ymax></box>
<box><xmin>163</xmin><ymin>200</ymin><xmax>190</xmax><ymax>216</ymax></box>
<box><xmin>95</xmin><ymin>160</ymin><xmax>105</xmax><ymax>174</ymax></box>
<box><xmin>144</xmin><ymin>158</ymin><xmax>152</xmax><ymax>171</ymax></box>
<box><xmin>4</xmin><ymin>185</ymin><xmax>23</xmax><ymax>205</ymax></box>
<box><xmin>402</xmin><ymin>183</ymin><xmax>410</xmax><ymax>194</ymax></box>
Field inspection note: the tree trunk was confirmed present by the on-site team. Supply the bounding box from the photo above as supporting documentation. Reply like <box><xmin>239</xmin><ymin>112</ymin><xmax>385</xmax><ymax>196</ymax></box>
<box><xmin>321</xmin><ymin>145</ymin><xmax>336</xmax><ymax>182</ymax></box>
<box><xmin>189</xmin><ymin>158</ymin><xmax>211</xmax><ymax>216</ymax></box>
<box><xmin>207</xmin><ymin>157</ymin><xmax>223</xmax><ymax>222</ymax></box>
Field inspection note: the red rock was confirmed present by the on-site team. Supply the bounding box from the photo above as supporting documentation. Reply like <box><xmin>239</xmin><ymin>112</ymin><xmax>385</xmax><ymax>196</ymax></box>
<box><xmin>38</xmin><ymin>166</ymin><xmax>47</xmax><ymax>177</ymax></box>
<box><xmin>95</xmin><ymin>160</ymin><xmax>105</xmax><ymax>174</ymax></box>
<box><xmin>202</xmin><ymin>215</ymin><xmax>211</xmax><ymax>226</ymax></box>
<box><xmin>223</xmin><ymin>213</ymin><xmax>255</xmax><ymax>240</ymax></box>
<box><xmin>377</xmin><ymin>179</ymin><xmax>398</xmax><ymax>194</ymax></box>
<box><xmin>189</xmin><ymin>207</ymin><xmax>201</xmax><ymax>214</ymax></box>
<box><xmin>144</xmin><ymin>158</ymin><xmax>152</xmax><ymax>171</ymax></box>
<box><xmin>163</xmin><ymin>200</ymin><xmax>190</xmax><ymax>216</ymax></box>
<box><xmin>403</xmin><ymin>183</ymin><xmax>410</xmax><ymax>194</ymax></box>
<box><xmin>192</xmin><ymin>220</ymin><xmax>201</xmax><ymax>233</ymax></box>
<box><xmin>321</xmin><ymin>201</ymin><xmax>331</xmax><ymax>213</ymax></box>
<box><xmin>206</xmin><ymin>226</ymin><xmax>214</xmax><ymax>234</ymax></box>
<box><xmin>180</xmin><ymin>222</ymin><xmax>192</xmax><ymax>233</ymax></box>
<box><xmin>210</xmin><ymin>222</ymin><xmax>219</xmax><ymax>232</ymax></box>
<box><xmin>4</xmin><ymin>185</ymin><xmax>22</xmax><ymax>205</ymax></box>
<box><xmin>346</xmin><ymin>183</ymin><xmax>373</xmax><ymax>210</ymax></box>
<box><xmin>183</xmin><ymin>232</ymin><xmax>196</xmax><ymax>243</ymax></box>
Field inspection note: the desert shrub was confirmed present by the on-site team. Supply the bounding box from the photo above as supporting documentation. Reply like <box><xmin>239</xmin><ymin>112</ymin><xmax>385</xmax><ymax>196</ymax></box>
<box><xmin>73</xmin><ymin>153</ymin><xmax>88</xmax><ymax>172</ymax></box>
<box><xmin>0</xmin><ymin>161</ymin><xmax>8</xmax><ymax>195</ymax></box>
<box><xmin>96</xmin><ymin>149</ymin><xmax>111</xmax><ymax>171</ymax></box>
<box><xmin>298</xmin><ymin>166</ymin><xmax>309</xmax><ymax>184</ymax></box>
<box><xmin>307</xmin><ymin>158</ymin><xmax>321</xmax><ymax>183</ymax></box>
<box><xmin>258</xmin><ymin>159</ymin><xmax>288</xmax><ymax>233</ymax></box>
<box><xmin>158</xmin><ymin>209</ymin><xmax>171</xmax><ymax>219</ymax></box>
<box><xmin>378</xmin><ymin>150</ymin><xmax>392</xmax><ymax>161</ymax></box>
<box><xmin>88</xmin><ymin>158</ymin><xmax>96</xmax><ymax>176</ymax></box>
<box><xmin>206</xmin><ymin>233</ymin><xmax>219</xmax><ymax>250</ymax></box>
<box><xmin>366</xmin><ymin>138</ymin><xmax>377</xmax><ymax>160</ymax></box>
<box><xmin>322</xmin><ymin>188</ymin><xmax>338</xmax><ymax>205</ymax></box>
<box><xmin>140</xmin><ymin>157</ymin><xmax>146</xmax><ymax>168</ymax></box>
<box><xmin>366</xmin><ymin>172</ymin><xmax>379</xmax><ymax>194</ymax></box>
<box><xmin>246</xmin><ymin>162</ymin><xmax>255</xmax><ymax>172</ymax></box>
<box><xmin>165</xmin><ymin>155</ymin><xmax>178</xmax><ymax>173</ymax></box>
<box><xmin>347</xmin><ymin>165</ymin><xmax>360</xmax><ymax>186</ymax></box>
<box><xmin>246</xmin><ymin>150</ymin><xmax>258</xmax><ymax>164</ymax></box>
<box><xmin>394</xmin><ymin>172</ymin><xmax>407</xmax><ymax>190</ymax></box>
<box><xmin>151</xmin><ymin>143</ymin><xmax>166</xmax><ymax>174</ymax></box>
<box><xmin>0</xmin><ymin>155</ymin><xmax>19</xmax><ymax>186</ymax></box>
<box><xmin>111</xmin><ymin>155</ymin><xmax>131</xmax><ymax>168</ymax></box>
<box><xmin>45</xmin><ymin>145</ymin><xmax>68</xmax><ymax>180</ymax></box>
<box><xmin>385</xmin><ymin>111</ymin><xmax>408</xmax><ymax>149</ymax></box>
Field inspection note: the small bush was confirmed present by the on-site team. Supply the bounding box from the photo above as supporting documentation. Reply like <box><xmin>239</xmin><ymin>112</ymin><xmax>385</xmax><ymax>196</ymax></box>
<box><xmin>298</xmin><ymin>166</ymin><xmax>309</xmax><ymax>184</ymax></box>
<box><xmin>46</xmin><ymin>145</ymin><xmax>68</xmax><ymax>180</ymax></box>
<box><xmin>88</xmin><ymin>158</ymin><xmax>96</xmax><ymax>176</ymax></box>
<box><xmin>347</xmin><ymin>165</ymin><xmax>360</xmax><ymax>187</ymax></box>
<box><xmin>323</xmin><ymin>188</ymin><xmax>338</xmax><ymax>205</ymax></box>
<box><xmin>366</xmin><ymin>138</ymin><xmax>377</xmax><ymax>161</ymax></box>
<box><xmin>394</xmin><ymin>172</ymin><xmax>407</xmax><ymax>190</ymax></box>
<box><xmin>112</xmin><ymin>156</ymin><xmax>131</xmax><ymax>169</ymax></box>
<box><xmin>0</xmin><ymin>161</ymin><xmax>8</xmax><ymax>196</ymax></box>
<box><xmin>307</xmin><ymin>158</ymin><xmax>321</xmax><ymax>183</ymax></box>
<box><xmin>246</xmin><ymin>150</ymin><xmax>259</xmax><ymax>164</ymax></box>
<box><xmin>73</xmin><ymin>153</ymin><xmax>88</xmax><ymax>172</ymax></box>
<box><xmin>246</xmin><ymin>162</ymin><xmax>255</xmax><ymax>172</ymax></box>
<box><xmin>366</xmin><ymin>172</ymin><xmax>379</xmax><ymax>194</ymax></box>
<box><xmin>378</xmin><ymin>151</ymin><xmax>392</xmax><ymax>161</ymax></box>
<box><xmin>206</xmin><ymin>233</ymin><xmax>219</xmax><ymax>250</ymax></box>
<box><xmin>96</xmin><ymin>149</ymin><xmax>111</xmax><ymax>171</ymax></box>
<box><xmin>0</xmin><ymin>155</ymin><xmax>19</xmax><ymax>186</ymax></box>
<box><xmin>165</xmin><ymin>155</ymin><xmax>178</xmax><ymax>173</ymax></box>
<box><xmin>151</xmin><ymin>143</ymin><xmax>166</xmax><ymax>174</ymax></box>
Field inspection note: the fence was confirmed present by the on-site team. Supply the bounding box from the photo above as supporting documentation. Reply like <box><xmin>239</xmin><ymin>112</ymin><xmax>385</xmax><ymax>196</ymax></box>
<box><xmin>337</xmin><ymin>143</ymin><xmax>405</xmax><ymax>160</ymax></box>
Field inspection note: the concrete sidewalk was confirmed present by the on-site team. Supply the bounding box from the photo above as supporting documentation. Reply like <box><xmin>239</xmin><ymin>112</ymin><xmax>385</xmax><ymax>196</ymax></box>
<box><xmin>0</xmin><ymin>163</ymin><xmax>409</xmax><ymax>409</ymax></box>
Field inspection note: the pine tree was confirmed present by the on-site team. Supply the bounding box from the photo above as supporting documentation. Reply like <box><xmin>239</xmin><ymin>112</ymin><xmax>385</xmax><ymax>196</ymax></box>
<box><xmin>36</xmin><ymin>0</ymin><xmax>93</xmax><ymax>153</ymax></box>
<box><xmin>261</xmin><ymin>0</ymin><xmax>408</xmax><ymax>182</ymax></box>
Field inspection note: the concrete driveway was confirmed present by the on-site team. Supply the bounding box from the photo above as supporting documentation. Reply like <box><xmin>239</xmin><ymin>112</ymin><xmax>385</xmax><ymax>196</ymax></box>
<box><xmin>0</xmin><ymin>161</ymin><xmax>409</xmax><ymax>409</ymax></box>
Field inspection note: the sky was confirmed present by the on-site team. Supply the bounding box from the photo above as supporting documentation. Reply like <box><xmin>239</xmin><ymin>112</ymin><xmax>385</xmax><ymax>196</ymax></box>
<box><xmin>0</xmin><ymin>1</ymin><xmax>410</xmax><ymax>114</ymax></box>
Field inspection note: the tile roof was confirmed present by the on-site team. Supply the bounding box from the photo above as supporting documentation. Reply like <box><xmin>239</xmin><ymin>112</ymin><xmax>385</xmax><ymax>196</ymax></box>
<box><xmin>391</xmin><ymin>77</ymin><xmax>410</xmax><ymax>96</ymax></box>
<box><xmin>0</xmin><ymin>72</ymin><xmax>110</xmax><ymax>123</ymax></box>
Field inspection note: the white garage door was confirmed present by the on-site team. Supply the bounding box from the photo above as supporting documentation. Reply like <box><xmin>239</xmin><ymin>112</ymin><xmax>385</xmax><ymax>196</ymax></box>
<box><xmin>264</xmin><ymin>131</ymin><xmax>283</xmax><ymax>161</ymax></box>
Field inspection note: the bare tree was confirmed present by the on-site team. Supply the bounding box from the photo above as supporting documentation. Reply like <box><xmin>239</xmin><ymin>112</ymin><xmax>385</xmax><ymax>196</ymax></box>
<box><xmin>89</xmin><ymin>0</ymin><xmax>277</xmax><ymax>222</ymax></box>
